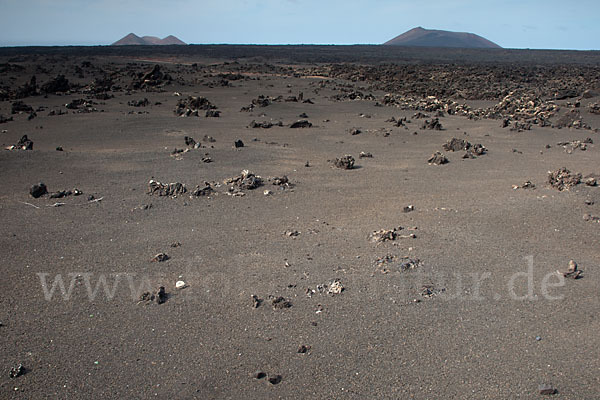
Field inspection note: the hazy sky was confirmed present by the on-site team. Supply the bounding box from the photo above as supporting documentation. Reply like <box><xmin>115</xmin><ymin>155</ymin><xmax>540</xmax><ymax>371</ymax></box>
<box><xmin>1</xmin><ymin>0</ymin><xmax>598</xmax><ymax>50</ymax></box>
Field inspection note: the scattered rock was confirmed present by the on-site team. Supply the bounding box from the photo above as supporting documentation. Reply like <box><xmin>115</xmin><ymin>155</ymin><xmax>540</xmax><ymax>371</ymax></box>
<box><xmin>327</xmin><ymin>279</ymin><xmax>344</xmax><ymax>295</ymax></box>
<box><xmin>588</xmin><ymin>102</ymin><xmax>600</xmax><ymax>114</ymax></box>
<box><xmin>133</xmin><ymin>65</ymin><xmax>171</xmax><ymax>89</ymax></box>
<box><xmin>297</xmin><ymin>345</ymin><xmax>311</xmax><ymax>354</ymax></box>
<box><xmin>156</xmin><ymin>286</ymin><xmax>167</xmax><ymax>304</ymax></box>
<box><xmin>403</xmin><ymin>205</ymin><xmax>415</xmax><ymax>212</ymax></box>
<box><xmin>420</xmin><ymin>284</ymin><xmax>445</xmax><ymax>298</ymax></box>
<box><xmin>224</xmin><ymin>170</ymin><xmax>262</xmax><ymax>191</ymax></box>
<box><xmin>557</xmin><ymin>260</ymin><xmax>582</xmax><ymax>279</ymax></box>
<box><xmin>557</xmin><ymin>140</ymin><xmax>589</xmax><ymax>152</ymax></box>
<box><xmin>333</xmin><ymin>155</ymin><xmax>355</xmax><ymax>169</ymax></box>
<box><xmin>267</xmin><ymin>375</ymin><xmax>282</xmax><ymax>385</ymax></box>
<box><xmin>15</xmin><ymin>76</ymin><xmax>38</xmax><ymax>98</ymax></box>
<box><xmin>6</xmin><ymin>134</ymin><xmax>34</xmax><ymax>150</ymax></box>
<box><xmin>148</xmin><ymin>179</ymin><xmax>187</xmax><ymax>197</ymax></box>
<box><xmin>585</xmin><ymin>177</ymin><xmax>597</xmax><ymax>187</ymax></box>
<box><xmin>252</xmin><ymin>371</ymin><xmax>267</xmax><ymax>379</ymax></box>
<box><xmin>512</xmin><ymin>181</ymin><xmax>536</xmax><ymax>190</ymax></box>
<box><xmin>375</xmin><ymin>255</ymin><xmax>422</xmax><ymax>273</ymax></box>
<box><xmin>331</xmin><ymin>90</ymin><xmax>375</xmax><ymax>101</ymax></box>
<box><xmin>41</xmin><ymin>74</ymin><xmax>70</xmax><ymax>93</ymax></box>
<box><xmin>0</xmin><ymin>115</ymin><xmax>14</xmax><ymax>123</ymax></box>
<box><xmin>349</xmin><ymin>127</ymin><xmax>361</xmax><ymax>135</ymax></box>
<box><xmin>65</xmin><ymin>98</ymin><xmax>97</xmax><ymax>112</ymax></box>
<box><xmin>175</xmin><ymin>281</ymin><xmax>186</xmax><ymax>289</ymax></box>
<box><xmin>442</xmin><ymin>137</ymin><xmax>470</xmax><ymax>151</ymax></box>
<box><xmin>359</xmin><ymin>151</ymin><xmax>373</xmax><ymax>158</ymax></box>
<box><xmin>9</xmin><ymin>364</ymin><xmax>24</xmax><ymax>379</ymax></box>
<box><xmin>369</xmin><ymin>229</ymin><xmax>397</xmax><ymax>243</ymax></box>
<box><xmin>284</xmin><ymin>230</ymin><xmax>300</xmax><ymax>237</ymax></box>
<box><xmin>203</xmin><ymin>135</ymin><xmax>216</xmax><ymax>143</ymax></box>
<box><xmin>250</xmin><ymin>120</ymin><xmax>273</xmax><ymax>129</ymax></box>
<box><xmin>538</xmin><ymin>384</ymin><xmax>557</xmax><ymax>395</ymax></box>
<box><xmin>398</xmin><ymin>258</ymin><xmax>421</xmax><ymax>271</ymax></box>
<box><xmin>49</xmin><ymin>189</ymin><xmax>82</xmax><ymax>199</ymax></box>
<box><xmin>251</xmin><ymin>294</ymin><xmax>262</xmax><ymax>308</ymax></box>
<box><xmin>468</xmin><ymin>143</ymin><xmax>487</xmax><ymax>156</ymax></box>
<box><xmin>184</xmin><ymin>136</ymin><xmax>199</xmax><ymax>148</ymax></box>
<box><xmin>127</xmin><ymin>98</ymin><xmax>149</xmax><ymax>107</ymax></box>
<box><xmin>151</xmin><ymin>253</ymin><xmax>170</xmax><ymax>262</ymax></box>
<box><xmin>583</xmin><ymin>213</ymin><xmax>600</xmax><ymax>222</ymax></box>
<box><xmin>271</xmin><ymin>296</ymin><xmax>292</xmax><ymax>309</ymax></box>
<box><xmin>508</xmin><ymin>120</ymin><xmax>531</xmax><ymax>132</ymax></box>
<box><xmin>234</xmin><ymin>140</ymin><xmax>244</xmax><ymax>148</ymax></box>
<box><xmin>368</xmin><ymin>228</ymin><xmax>414</xmax><ymax>243</ymax></box>
<box><xmin>290</xmin><ymin>120</ymin><xmax>312</xmax><ymax>128</ymax></box>
<box><xmin>548</xmin><ymin>168</ymin><xmax>581</xmax><ymax>191</ymax></box>
<box><xmin>428</xmin><ymin>151</ymin><xmax>448</xmax><ymax>165</ymax></box>
<box><xmin>30</xmin><ymin>182</ymin><xmax>48</xmax><ymax>198</ymax></box>
<box><xmin>270</xmin><ymin>176</ymin><xmax>289</xmax><ymax>186</ymax></box>
<box><xmin>421</xmin><ymin>118</ymin><xmax>443</xmax><ymax>130</ymax></box>
<box><xmin>555</xmin><ymin>110</ymin><xmax>587</xmax><ymax>129</ymax></box>
<box><xmin>190</xmin><ymin>184</ymin><xmax>214</xmax><ymax>197</ymax></box>
<box><xmin>174</xmin><ymin>96</ymin><xmax>217</xmax><ymax>117</ymax></box>
<box><xmin>11</xmin><ymin>101</ymin><xmax>33</xmax><ymax>114</ymax></box>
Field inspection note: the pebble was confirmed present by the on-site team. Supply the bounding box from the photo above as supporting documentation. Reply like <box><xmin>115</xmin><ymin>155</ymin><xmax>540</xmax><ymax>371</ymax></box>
<box><xmin>538</xmin><ymin>384</ymin><xmax>556</xmax><ymax>395</ymax></box>
<box><xmin>252</xmin><ymin>371</ymin><xmax>267</xmax><ymax>379</ymax></box>
<box><xmin>297</xmin><ymin>345</ymin><xmax>311</xmax><ymax>354</ymax></box>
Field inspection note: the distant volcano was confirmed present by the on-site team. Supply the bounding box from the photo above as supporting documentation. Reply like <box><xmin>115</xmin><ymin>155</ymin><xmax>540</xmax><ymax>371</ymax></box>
<box><xmin>112</xmin><ymin>33</ymin><xmax>186</xmax><ymax>46</ymax></box>
<box><xmin>384</xmin><ymin>27</ymin><xmax>501</xmax><ymax>49</ymax></box>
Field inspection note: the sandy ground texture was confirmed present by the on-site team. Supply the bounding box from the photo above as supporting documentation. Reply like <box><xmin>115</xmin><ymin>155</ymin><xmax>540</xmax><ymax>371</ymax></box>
<box><xmin>0</xmin><ymin>47</ymin><xmax>599</xmax><ymax>399</ymax></box>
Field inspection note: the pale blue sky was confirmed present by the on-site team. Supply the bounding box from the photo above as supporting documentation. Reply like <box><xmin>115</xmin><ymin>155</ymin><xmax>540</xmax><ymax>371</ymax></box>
<box><xmin>1</xmin><ymin>0</ymin><xmax>598</xmax><ymax>49</ymax></box>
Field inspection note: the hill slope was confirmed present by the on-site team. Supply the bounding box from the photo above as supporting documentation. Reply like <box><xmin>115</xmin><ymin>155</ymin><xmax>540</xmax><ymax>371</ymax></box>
<box><xmin>384</xmin><ymin>27</ymin><xmax>501</xmax><ymax>49</ymax></box>
<box><xmin>112</xmin><ymin>33</ymin><xmax>186</xmax><ymax>46</ymax></box>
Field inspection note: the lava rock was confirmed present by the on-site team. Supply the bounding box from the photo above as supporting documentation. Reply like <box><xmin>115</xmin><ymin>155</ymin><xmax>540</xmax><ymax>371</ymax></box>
<box><xmin>9</xmin><ymin>364</ymin><xmax>24</xmax><ymax>379</ymax></box>
<box><xmin>30</xmin><ymin>182</ymin><xmax>47</xmax><ymax>198</ymax></box>
<box><xmin>151</xmin><ymin>253</ymin><xmax>170</xmax><ymax>262</ymax></box>
<box><xmin>548</xmin><ymin>167</ymin><xmax>581</xmax><ymax>191</ymax></box>
<box><xmin>442</xmin><ymin>137</ymin><xmax>470</xmax><ymax>152</ymax></box>
<box><xmin>428</xmin><ymin>151</ymin><xmax>448</xmax><ymax>165</ymax></box>
<box><xmin>271</xmin><ymin>296</ymin><xmax>292</xmax><ymax>309</ymax></box>
<box><xmin>156</xmin><ymin>286</ymin><xmax>167</xmax><ymax>304</ymax></box>
<box><xmin>174</xmin><ymin>96</ymin><xmax>217</xmax><ymax>117</ymax></box>
<box><xmin>41</xmin><ymin>74</ymin><xmax>70</xmax><ymax>93</ymax></box>
<box><xmin>290</xmin><ymin>120</ymin><xmax>312</xmax><ymax>128</ymax></box>
<box><xmin>421</xmin><ymin>118</ymin><xmax>443</xmax><ymax>130</ymax></box>
<box><xmin>147</xmin><ymin>180</ymin><xmax>187</xmax><ymax>197</ymax></box>
<box><xmin>538</xmin><ymin>384</ymin><xmax>557</xmax><ymax>395</ymax></box>
<box><xmin>11</xmin><ymin>101</ymin><xmax>33</xmax><ymax>114</ymax></box>
<box><xmin>333</xmin><ymin>155</ymin><xmax>355</xmax><ymax>169</ymax></box>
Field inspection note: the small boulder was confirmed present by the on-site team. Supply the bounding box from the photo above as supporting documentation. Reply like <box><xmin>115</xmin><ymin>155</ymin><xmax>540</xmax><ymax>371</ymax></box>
<box><xmin>30</xmin><ymin>182</ymin><xmax>47</xmax><ymax>198</ymax></box>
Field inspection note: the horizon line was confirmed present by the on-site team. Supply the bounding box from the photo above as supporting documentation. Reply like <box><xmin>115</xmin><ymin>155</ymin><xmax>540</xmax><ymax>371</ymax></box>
<box><xmin>0</xmin><ymin>43</ymin><xmax>599</xmax><ymax>51</ymax></box>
